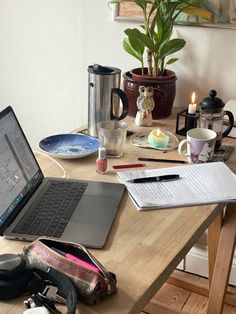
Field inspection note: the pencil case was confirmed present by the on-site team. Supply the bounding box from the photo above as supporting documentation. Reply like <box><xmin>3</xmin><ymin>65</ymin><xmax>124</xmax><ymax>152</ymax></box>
<box><xmin>22</xmin><ymin>238</ymin><xmax>117</xmax><ymax>304</ymax></box>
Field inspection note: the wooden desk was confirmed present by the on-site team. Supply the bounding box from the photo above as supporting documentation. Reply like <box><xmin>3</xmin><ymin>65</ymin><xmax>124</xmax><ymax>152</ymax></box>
<box><xmin>0</xmin><ymin>112</ymin><xmax>235</xmax><ymax>313</ymax></box>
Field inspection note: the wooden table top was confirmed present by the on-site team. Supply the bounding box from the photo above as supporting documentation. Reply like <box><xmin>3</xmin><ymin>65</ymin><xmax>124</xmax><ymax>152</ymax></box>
<box><xmin>0</xmin><ymin>111</ymin><xmax>235</xmax><ymax>313</ymax></box>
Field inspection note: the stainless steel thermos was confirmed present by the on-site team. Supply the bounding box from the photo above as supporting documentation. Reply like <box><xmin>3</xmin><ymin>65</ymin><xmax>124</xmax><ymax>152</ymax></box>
<box><xmin>88</xmin><ymin>64</ymin><xmax>129</xmax><ymax>137</ymax></box>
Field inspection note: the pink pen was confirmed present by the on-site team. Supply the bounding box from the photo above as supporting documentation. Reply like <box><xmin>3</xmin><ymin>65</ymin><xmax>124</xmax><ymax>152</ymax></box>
<box><xmin>52</xmin><ymin>247</ymin><xmax>100</xmax><ymax>273</ymax></box>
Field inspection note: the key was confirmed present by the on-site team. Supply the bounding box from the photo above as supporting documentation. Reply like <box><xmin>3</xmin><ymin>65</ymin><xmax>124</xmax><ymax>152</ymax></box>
<box><xmin>42</xmin><ymin>285</ymin><xmax>67</xmax><ymax>304</ymax></box>
<box><xmin>28</xmin><ymin>279</ymin><xmax>66</xmax><ymax>305</ymax></box>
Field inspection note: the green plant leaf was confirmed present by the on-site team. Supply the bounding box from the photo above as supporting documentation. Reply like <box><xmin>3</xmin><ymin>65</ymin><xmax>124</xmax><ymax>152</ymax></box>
<box><xmin>159</xmin><ymin>38</ymin><xmax>186</xmax><ymax>59</ymax></box>
<box><xmin>166</xmin><ymin>58</ymin><xmax>178</xmax><ymax>65</ymax></box>
<box><xmin>125</xmin><ymin>28</ymin><xmax>155</xmax><ymax>52</ymax></box>
<box><xmin>127</xmin><ymin>31</ymin><xmax>145</xmax><ymax>56</ymax></box>
<box><xmin>123</xmin><ymin>38</ymin><xmax>144</xmax><ymax>63</ymax></box>
<box><xmin>154</xmin><ymin>2</ymin><xmax>173</xmax><ymax>45</ymax></box>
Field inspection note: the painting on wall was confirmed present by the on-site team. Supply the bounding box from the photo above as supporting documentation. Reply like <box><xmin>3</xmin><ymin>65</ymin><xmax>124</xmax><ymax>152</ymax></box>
<box><xmin>112</xmin><ymin>1</ymin><xmax>236</xmax><ymax>29</ymax></box>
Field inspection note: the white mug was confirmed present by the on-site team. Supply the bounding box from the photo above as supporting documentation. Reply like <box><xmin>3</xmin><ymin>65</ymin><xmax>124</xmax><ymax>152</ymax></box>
<box><xmin>178</xmin><ymin>128</ymin><xmax>217</xmax><ymax>163</ymax></box>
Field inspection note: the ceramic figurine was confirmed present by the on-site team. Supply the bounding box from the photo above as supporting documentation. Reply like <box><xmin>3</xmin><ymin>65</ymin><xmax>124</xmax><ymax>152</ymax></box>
<box><xmin>135</xmin><ymin>86</ymin><xmax>155</xmax><ymax>126</ymax></box>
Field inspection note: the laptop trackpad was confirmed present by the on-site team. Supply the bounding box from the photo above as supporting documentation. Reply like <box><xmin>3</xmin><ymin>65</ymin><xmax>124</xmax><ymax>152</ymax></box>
<box><xmin>71</xmin><ymin>196</ymin><xmax>117</xmax><ymax>225</ymax></box>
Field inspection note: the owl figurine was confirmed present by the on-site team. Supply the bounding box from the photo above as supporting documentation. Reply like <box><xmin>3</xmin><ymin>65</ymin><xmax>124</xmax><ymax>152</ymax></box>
<box><xmin>135</xmin><ymin>86</ymin><xmax>155</xmax><ymax>126</ymax></box>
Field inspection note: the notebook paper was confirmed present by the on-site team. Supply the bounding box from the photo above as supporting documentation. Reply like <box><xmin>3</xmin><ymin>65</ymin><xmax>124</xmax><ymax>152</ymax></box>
<box><xmin>117</xmin><ymin>162</ymin><xmax>236</xmax><ymax>210</ymax></box>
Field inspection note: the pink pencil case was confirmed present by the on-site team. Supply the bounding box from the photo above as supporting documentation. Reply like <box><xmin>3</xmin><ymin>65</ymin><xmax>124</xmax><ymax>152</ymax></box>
<box><xmin>23</xmin><ymin>238</ymin><xmax>117</xmax><ymax>304</ymax></box>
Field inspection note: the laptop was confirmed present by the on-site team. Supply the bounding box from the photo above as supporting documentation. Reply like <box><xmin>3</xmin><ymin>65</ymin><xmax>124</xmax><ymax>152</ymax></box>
<box><xmin>0</xmin><ymin>106</ymin><xmax>125</xmax><ymax>248</ymax></box>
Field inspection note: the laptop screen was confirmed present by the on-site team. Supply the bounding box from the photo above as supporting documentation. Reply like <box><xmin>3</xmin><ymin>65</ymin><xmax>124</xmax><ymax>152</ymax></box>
<box><xmin>0</xmin><ymin>107</ymin><xmax>43</xmax><ymax>232</ymax></box>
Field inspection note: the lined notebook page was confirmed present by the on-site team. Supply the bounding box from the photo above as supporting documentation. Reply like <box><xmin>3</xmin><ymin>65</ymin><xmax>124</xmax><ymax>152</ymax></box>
<box><xmin>117</xmin><ymin>162</ymin><xmax>236</xmax><ymax>210</ymax></box>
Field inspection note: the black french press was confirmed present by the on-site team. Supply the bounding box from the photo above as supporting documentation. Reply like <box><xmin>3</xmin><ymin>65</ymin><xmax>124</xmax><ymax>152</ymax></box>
<box><xmin>199</xmin><ymin>90</ymin><xmax>234</xmax><ymax>150</ymax></box>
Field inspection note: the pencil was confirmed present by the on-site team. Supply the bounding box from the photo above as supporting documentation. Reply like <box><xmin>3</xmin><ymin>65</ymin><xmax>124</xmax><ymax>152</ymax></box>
<box><xmin>112</xmin><ymin>163</ymin><xmax>146</xmax><ymax>169</ymax></box>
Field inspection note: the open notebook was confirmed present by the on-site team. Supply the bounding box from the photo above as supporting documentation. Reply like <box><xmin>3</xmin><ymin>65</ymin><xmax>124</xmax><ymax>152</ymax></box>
<box><xmin>117</xmin><ymin>162</ymin><xmax>236</xmax><ymax>210</ymax></box>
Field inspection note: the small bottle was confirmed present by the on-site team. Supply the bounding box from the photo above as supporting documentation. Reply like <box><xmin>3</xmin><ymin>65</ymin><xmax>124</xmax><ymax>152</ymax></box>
<box><xmin>96</xmin><ymin>147</ymin><xmax>107</xmax><ymax>174</ymax></box>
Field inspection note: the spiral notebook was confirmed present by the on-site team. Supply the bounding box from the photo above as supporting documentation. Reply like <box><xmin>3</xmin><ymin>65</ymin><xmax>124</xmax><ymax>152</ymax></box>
<box><xmin>117</xmin><ymin>162</ymin><xmax>236</xmax><ymax>210</ymax></box>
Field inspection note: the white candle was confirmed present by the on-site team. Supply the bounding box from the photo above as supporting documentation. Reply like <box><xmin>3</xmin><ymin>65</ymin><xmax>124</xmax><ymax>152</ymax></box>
<box><xmin>188</xmin><ymin>92</ymin><xmax>197</xmax><ymax>114</ymax></box>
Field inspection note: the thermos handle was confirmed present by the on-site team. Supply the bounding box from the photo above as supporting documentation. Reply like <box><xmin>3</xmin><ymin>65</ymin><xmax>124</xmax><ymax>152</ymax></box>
<box><xmin>222</xmin><ymin>110</ymin><xmax>234</xmax><ymax>137</ymax></box>
<box><xmin>110</xmin><ymin>88</ymin><xmax>129</xmax><ymax>120</ymax></box>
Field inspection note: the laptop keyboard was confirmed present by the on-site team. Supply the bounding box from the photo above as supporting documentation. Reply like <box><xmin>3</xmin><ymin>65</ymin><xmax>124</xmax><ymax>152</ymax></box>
<box><xmin>13</xmin><ymin>181</ymin><xmax>88</xmax><ymax>238</ymax></box>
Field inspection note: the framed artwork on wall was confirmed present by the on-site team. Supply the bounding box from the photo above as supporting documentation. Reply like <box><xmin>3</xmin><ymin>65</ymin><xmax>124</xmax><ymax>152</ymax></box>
<box><xmin>111</xmin><ymin>1</ymin><xmax>236</xmax><ymax>29</ymax></box>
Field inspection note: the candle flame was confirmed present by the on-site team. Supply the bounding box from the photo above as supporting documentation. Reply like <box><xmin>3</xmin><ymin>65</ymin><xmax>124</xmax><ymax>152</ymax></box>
<box><xmin>156</xmin><ymin>128</ymin><xmax>160</xmax><ymax>136</ymax></box>
<box><xmin>191</xmin><ymin>92</ymin><xmax>196</xmax><ymax>104</ymax></box>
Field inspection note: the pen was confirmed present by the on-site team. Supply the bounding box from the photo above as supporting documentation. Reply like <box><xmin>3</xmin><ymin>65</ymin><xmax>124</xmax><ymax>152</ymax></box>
<box><xmin>127</xmin><ymin>174</ymin><xmax>180</xmax><ymax>183</ymax></box>
<box><xmin>51</xmin><ymin>247</ymin><xmax>100</xmax><ymax>273</ymax></box>
<box><xmin>113</xmin><ymin>163</ymin><xmax>146</xmax><ymax>169</ymax></box>
<box><xmin>138</xmin><ymin>157</ymin><xmax>187</xmax><ymax>164</ymax></box>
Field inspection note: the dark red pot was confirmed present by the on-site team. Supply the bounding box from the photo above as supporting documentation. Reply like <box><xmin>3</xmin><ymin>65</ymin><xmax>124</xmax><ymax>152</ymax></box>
<box><xmin>123</xmin><ymin>68</ymin><xmax>177</xmax><ymax>119</ymax></box>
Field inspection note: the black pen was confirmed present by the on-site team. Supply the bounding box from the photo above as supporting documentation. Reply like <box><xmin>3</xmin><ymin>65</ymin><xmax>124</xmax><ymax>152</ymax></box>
<box><xmin>138</xmin><ymin>157</ymin><xmax>187</xmax><ymax>164</ymax></box>
<box><xmin>127</xmin><ymin>174</ymin><xmax>180</xmax><ymax>183</ymax></box>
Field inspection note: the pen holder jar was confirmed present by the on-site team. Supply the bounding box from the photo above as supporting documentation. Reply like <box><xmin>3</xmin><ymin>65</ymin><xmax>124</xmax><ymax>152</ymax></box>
<box><xmin>176</xmin><ymin>109</ymin><xmax>199</xmax><ymax>136</ymax></box>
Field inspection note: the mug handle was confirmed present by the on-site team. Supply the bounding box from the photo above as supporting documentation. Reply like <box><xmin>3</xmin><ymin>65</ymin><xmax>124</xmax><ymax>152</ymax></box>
<box><xmin>178</xmin><ymin>139</ymin><xmax>191</xmax><ymax>158</ymax></box>
<box><xmin>110</xmin><ymin>88</ymin><xmax>129</xmax><ymax>120</ymax></box>
<box><xmin>222</xmin><ymin>110</ymin><xmax>234</xmax><ymax>137</ymax></box>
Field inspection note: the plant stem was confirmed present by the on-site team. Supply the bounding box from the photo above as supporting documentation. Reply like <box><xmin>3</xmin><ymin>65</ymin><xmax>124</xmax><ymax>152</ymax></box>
<box><xmin>160</xmin><ymin>58</ymin><xmax>165</xmax><ymax>75</ymax></box>
<box><xmin>141</xmin><ymin>60</ymin><xmax>144</xmax><ymax>76</ymax></box>
<box><xmin>144</xmin><ymin>6</ymin><xmax>153</xmax><ymax>77</ymax></box>
<box><xmin>147</xmin><ymin>49</ymin><xmax>153</xmax><ymax>76</ymax></box>
<box><xmin>153</xmin><ymin>57</ymin><xmax>158</xmax><ymax>77</ymax></box>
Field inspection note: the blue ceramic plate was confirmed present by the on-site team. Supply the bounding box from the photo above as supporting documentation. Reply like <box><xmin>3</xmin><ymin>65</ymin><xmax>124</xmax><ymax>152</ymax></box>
<box><xmin>39</xmin><ymin>133</ymin><xmax>100</xmax><ymax>159</ymax></box>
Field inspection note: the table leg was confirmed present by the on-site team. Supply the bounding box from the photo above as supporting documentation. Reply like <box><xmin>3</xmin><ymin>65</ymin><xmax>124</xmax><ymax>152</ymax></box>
<box><xmin>207</xmin><ymin>203</ymin><xmax>236</xmax><ymax>314</ymax></box>
<box><xmin>208</xmin><ymin>210</ymin><xmax>223</xmax><ymax>287</ymax></box>
<box><xmin>168</xmin><ymin>203</ymin><xmax>236</xmax><ymax>308</ymax></box>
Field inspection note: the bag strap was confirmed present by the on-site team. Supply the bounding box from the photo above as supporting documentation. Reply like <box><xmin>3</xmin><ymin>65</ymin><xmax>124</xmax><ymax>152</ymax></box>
<box><xmin>34</xmin><ymin>267</ymin><xmax>77</xmax><ymax>314</ymax></box>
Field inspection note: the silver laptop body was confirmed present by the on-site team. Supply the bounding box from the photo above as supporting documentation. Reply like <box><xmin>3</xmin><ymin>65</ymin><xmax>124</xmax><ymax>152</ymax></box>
<box><xmin>0</xmin><ymin>106</ymin><xmax>125</xmax><ymax>248</ymax></box>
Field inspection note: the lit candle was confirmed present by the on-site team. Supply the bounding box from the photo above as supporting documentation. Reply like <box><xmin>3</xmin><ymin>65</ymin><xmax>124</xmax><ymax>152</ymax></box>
<box><xmin>148</xmin><ymin>128</ymin><xmax>169</xmax><ymax>148</ymax></box>
<box><xmin>188</xmin><ymin>92</ymin><xmax>197</xmax><ymax>114</ymax></box>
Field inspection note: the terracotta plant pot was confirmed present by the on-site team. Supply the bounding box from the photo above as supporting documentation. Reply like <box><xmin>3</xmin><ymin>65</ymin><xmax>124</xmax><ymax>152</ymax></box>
<box><xmin>123</xmin><ymin>68</ymin><xmax>177</xmax><ymax>119</ymax></box>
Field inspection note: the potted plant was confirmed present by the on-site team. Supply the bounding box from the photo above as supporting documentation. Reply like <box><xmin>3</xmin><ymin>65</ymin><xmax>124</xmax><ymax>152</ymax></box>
<box><xmin>108</xmin><ymin>0</ymin><xmax>213</xmax><ymax>119</ymax></box>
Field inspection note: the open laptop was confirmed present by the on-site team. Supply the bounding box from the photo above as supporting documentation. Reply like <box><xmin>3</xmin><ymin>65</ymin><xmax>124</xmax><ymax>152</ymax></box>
<box><xmin>0</xmin><ymin>106</ymin><xmax>125</xmax><ymax>248</ymax></box>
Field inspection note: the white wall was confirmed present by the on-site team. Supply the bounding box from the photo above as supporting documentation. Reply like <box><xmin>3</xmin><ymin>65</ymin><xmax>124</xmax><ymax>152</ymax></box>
<box><xmin>0</xmin><ymin>0</ymin><xmax>82</xmax><ymax>148</ymax></box>
<box><xmin>0</xmin><ymin>0</ymin><xmax>236</xmax><ymax>148</ymax></box>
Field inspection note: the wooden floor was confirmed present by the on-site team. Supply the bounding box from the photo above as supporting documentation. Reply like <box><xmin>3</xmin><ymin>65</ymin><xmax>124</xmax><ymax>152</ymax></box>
<box><xmin>141</xmin><ymin>271</ymin><xmax>236</xmax><ymax>314</ymax></box>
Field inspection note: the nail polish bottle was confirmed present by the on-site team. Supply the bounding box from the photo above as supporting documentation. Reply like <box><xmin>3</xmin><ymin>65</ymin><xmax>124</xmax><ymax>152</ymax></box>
<box><xmin>96</xmin><ymin>147</ymin><xmax>107</xmax><ymax>174</ymax></box>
